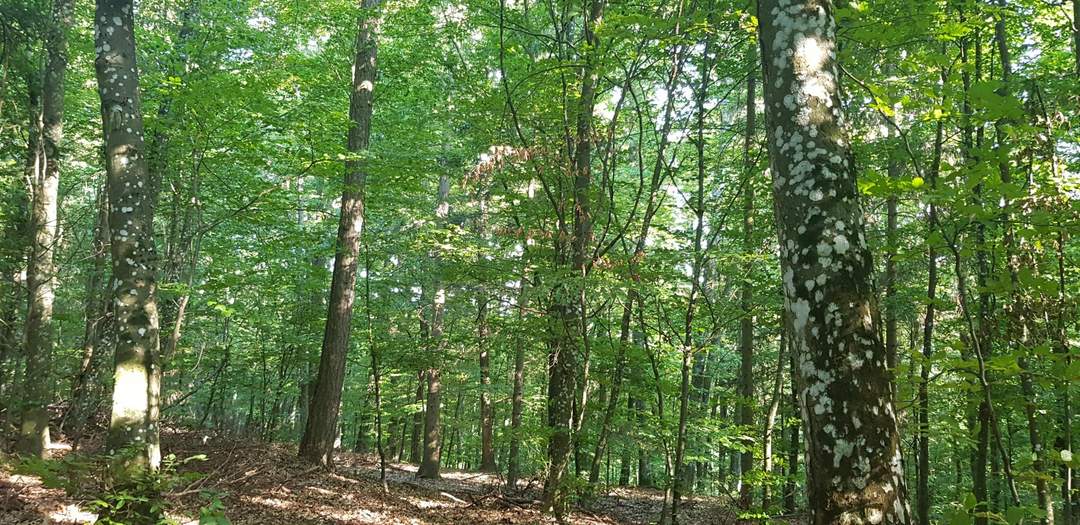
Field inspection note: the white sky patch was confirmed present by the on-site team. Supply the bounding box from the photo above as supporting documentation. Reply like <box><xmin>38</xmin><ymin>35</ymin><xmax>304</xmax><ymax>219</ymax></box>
<box><xmin>247</xmin><ymin>13</ymin><xmax>273</xmax><ymax>30</ymax></box>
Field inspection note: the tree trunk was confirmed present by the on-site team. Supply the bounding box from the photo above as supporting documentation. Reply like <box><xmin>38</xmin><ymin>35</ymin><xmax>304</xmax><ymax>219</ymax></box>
<box><xmin>506</xmin><ymin>268</ymin><xmax>531</xmax><ymax>489</ymax></box>
<box><xmin>410</xmin><ymin>370</ymin><xmax>424</xmax><ymax>463</ymax></box>
<box><xmin>418</xmin><ymin>173</ymin><xmax>450</xmax><ymax>479</ymax></box>
<box><xmin>297</xmin><ymin>0</ymin><xmax>377</xmax><ymax>467</ymax></box>
<box><xmin>478</xmin><ymin>296</ymin><xmax>497</xmax><ymax>472</ymax></box>
<box><xmin>63</xmin><ymin>181</ymin><xmax>109</xmax><ymax>440</ymax></box>
<box><xmin>17</xmin><ymin>0</ymin><xmax>72</xmax><ymax>458</ymax></box>
<box><xmin>918</xmin><ymin>77</ymin><xmax>946</xmax><ymax>525</ymax></box>
<box><xmin>763</xmin><ymin>312</ymin><xmax>786</xmax><ymax>510</ymax></box>
<box><xmin>736</xmin><ymin>45</ymin><xmax>757</xmax><ymax>512</ymax></box>
<box><xmin>95</xmin><ymin>0</ymin><xmax>161</xmax><ymax>472</ymax></box>
<box><xmin>994</xmin><ymin>3</ymin><xmax>1053</xmax><ymax>521</ymax></box>
<box><xmin>757</xmin><ymin>1</ymin><xmax>912</xmax><ymax>522</ymax></box>
<box><xmin>543</xmin><ymin>1</ymin><xmax>604</xmax><ymax>519</ymax></box>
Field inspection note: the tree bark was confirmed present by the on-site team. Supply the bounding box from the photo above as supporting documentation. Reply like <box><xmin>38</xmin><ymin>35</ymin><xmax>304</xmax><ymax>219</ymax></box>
<box><xmin>17</xmin><ymin>0</ymin><xmax>72</xmax><ymax>458</ymax></box>
<box><xmin>543</xmin><ymin>0</ymin><xmax>604</xmax><ymax>519</ymax></box>
<box><xmin>478</xmin><ymin>296</ymin><xmax>497</xmax><ymax>472</ymax></box>
<box><xmin>95</xmin><ymin>0</ymin><xmax>162</xmax><ymax>472</ymax></box>
<box><xmin>757</xmin><ymin>1</ymin><xmax>912</xmax><ymax>522</ymax></box>
<box><xmin>994</xmin><ymin>3</ymin><xmax>1053</xmax><ymax>521</ymax></box>
<box><xmin>297</xmin><ymin>0</ymin><xmax>377</xmax><ymax>467</ymax></box>
<box><xmin>737</xmin><ymin>44</ymin><xmax>757</xmax><ymax>512</ymax></box>
<box><xmin>418</xmin><ymin>173</ymin><xmax>450</xmax><ymax>479</ymax></box>
<box><xmin>506</xmin><ymin>267</ymin><xmax>531</xmax><ymax>489</ymax></box>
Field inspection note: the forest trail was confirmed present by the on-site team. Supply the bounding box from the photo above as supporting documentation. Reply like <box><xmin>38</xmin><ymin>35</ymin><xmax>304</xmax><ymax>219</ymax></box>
<box><xmin>1</xmin><ymin>428</ymin><xmax>748</xmax><ymax>524</ymax></box>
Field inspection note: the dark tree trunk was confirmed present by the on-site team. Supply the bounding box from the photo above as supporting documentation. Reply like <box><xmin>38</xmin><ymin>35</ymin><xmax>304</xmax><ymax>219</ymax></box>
<box><xmin>298</xmin><ymin>0</ymin><xmax>377</xmax><ymax>467</ymax></box>
<box><xmin>736</xmin><ymin>45</ymin><xmax>757</xmax><ymax>512</ymax></box>
<box><xmin>478</xmin><ymin>297</ymin><xmax>497</xmax><ymax>472</ymax></box>
<box><xmin>757</xmin><ymin>1</ymin><xmax>911</xmax><ymax>522</ymax></box>
<box><xmin>410</xmin><ymin>370</ymin><xmax>424</xmax><ymax>463</ymax></box>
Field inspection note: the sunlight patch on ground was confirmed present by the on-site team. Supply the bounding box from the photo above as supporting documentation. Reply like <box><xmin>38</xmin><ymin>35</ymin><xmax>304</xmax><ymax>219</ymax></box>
<box><xmin>47</xmin><ymin>503</ymin><xmax>96</xmax><ymax>524</ymax></box>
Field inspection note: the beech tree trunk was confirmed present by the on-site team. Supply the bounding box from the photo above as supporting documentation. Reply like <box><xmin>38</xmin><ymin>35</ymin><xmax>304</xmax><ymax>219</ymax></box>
<box><xmin>298</xmin><ymin>0</ymin><xmax>377</xmax><ymax>466</ymax></box>
<box><xmin>95</xmin><ymin>0</ymin><xmax>162</xmax><ymax>471</ymax></box>
<box><xmin>418</xmin><ymin>173</ymin><xmax>450</xmax><ymax>479</ymax></box>
<box><xmin>17</xmin><ymin>0</ymin><xmax>72</xmax><ymax>458</ymax></box>
<box><xmin>757</xmin><ymin>1</ymin><xmax>912</xmax><ymax>522</ymax></box>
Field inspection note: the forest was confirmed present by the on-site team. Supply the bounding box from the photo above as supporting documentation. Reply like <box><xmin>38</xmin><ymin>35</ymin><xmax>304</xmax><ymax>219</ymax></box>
<box><xmin>0</xmin><ymin>0</ymin><xmax>1078</xmax><ymax>523</ymax></box>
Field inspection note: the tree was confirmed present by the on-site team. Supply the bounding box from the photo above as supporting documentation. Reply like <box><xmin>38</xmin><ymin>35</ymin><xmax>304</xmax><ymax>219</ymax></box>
<box><xmin>16</xmin><ymin>0</ymin><xmax>72</xmax><ymax>458</ymax></box>
<box><xmin>94</xmin><ymin>0</ymin><xmax>162</xmax><ymax>471</ymax></box>
<box><xmin>756</xmin><ymin>0</ymin><xmax>912</xmax><ymax>522</ymax></box>
<box><xmin>298</xmin><ymin>0</ymin><xmax>379</xmax><ymax>467</ymax></box>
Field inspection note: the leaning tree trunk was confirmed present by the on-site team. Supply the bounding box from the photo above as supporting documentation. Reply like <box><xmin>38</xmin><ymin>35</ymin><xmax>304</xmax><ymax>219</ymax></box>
<box><xmin>756</xmin><ymin>1</ymin><xmax>912</xmax><ymax>523</ymax></box>
<box><xmin>95</xmin><ymin>0</ymin><xmax>162</xmax><ymax>472</ymax></box>
<box><xmin>17</xmin><ymin>0</ymin><xmax>73</xmax><ymax>458</ymax></box>
<box><xmin>297</xmin><ymin>0</ymin><xmax>377</xmax><ymax>467</ymax></box>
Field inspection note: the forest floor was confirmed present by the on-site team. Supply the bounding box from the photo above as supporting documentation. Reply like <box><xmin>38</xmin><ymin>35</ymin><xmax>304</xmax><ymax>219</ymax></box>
<box><xmin>0</xmin><ymin>427</ymin><xmax>762</xmax><ymax>524</ymax></box>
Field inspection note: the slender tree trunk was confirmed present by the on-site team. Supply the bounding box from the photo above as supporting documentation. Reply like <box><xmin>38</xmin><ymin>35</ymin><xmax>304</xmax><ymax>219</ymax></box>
<box><xmin>918</xmin><ymin>79</ymin><xmax>946</xmax><ymax>525</ymax></box>
<box><xmin>669</xmin><ymin>33</ymin><xmax>713</xmax><ymax>524</ymax></box>
<box><xmin>63</xmin><ymin>182</ymin><xmax>109</xmax><ymax>439</ymax></box>
<box><xmin>762</xmin><ymin>314</ymin><xmax>786</xmax><ymax>510</ymax></box>
<box><xmin>478</xmin><ymin>296</ymin><xmax>497</xmax><ymax>472</ymax></box>
<box><xmin>588</xmin><ymin>25</ymin><xmax>686</xmax><ymax>485</ymax></box>
<box><xmin>298</xmin><ymin>0</ymin><xmax>377</xmax><ymax>467</ymax></box>
<box><xmin>994</xmin><ymin>4</ymin><xmax>1053</xmax><ymax>521</ymax></box>
<box><xmin>95</xmin><ymin>0</ymin><xmax>161</xmax><ymax>472</ymax></box>
<box><xmin>1055</xmin><ymin>232</ymin><xmax>1073</xmax><ymax>525</ymax></box>
<box><xmin>410</xmin><ymin>370</ymin><xmax>424</xmax><ymax>463</ymax></box>
<box><xmin>418</xmin><ymin>173</ymin><xmax>450</xmax><ymax>479</ymax></box>
<box><xmin>736</xmin><ymin>45</ymin><xmax>757</xmax><ymax>512</ymax></box>
<box><xmin>17</xmin><ymin>0</ymin><xmax>72</xmax><ymax>458</ymax></box>
<box><xmin>506</xmin><ymin>267</ymin><xmax>531</xmax><ymax>489</ymax></box>
<box><xmin>757</xmin><ymin>1</ymin><xmax>911</xmax><ymax>522</ymax></box>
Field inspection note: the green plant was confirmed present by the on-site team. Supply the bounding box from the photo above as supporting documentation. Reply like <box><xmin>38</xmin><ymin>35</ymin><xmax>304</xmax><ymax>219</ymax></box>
<box><xmin>17</xmin><ymin>450</ymin><xmax>229</xmax><ymax>525</ymax></box>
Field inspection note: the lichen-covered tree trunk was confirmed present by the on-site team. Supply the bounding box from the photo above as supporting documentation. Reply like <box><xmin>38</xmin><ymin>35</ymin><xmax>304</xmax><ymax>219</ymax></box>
<box><xmin>418</xmin><ymin>173</ymin><xmax>450</xmax><ymax>479</ymax></box>
<box><xmin>297</xmin><ymin>0</ymin><xmax>377</xmax><ymax>467</ymax></box>
<box><xmin>94</xmin><ymin>0</ymin><xmax>162</xmax><ymax>471</ymax></box>
<box><xmin>756</xmin><ymin>1</ymin><xmax>911</xmax><ymax>523</ymax></box>
<box><xmin>17</xmin><ymin>0</ymin><xmax>73</xmax><ymax>458</ymax></box>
